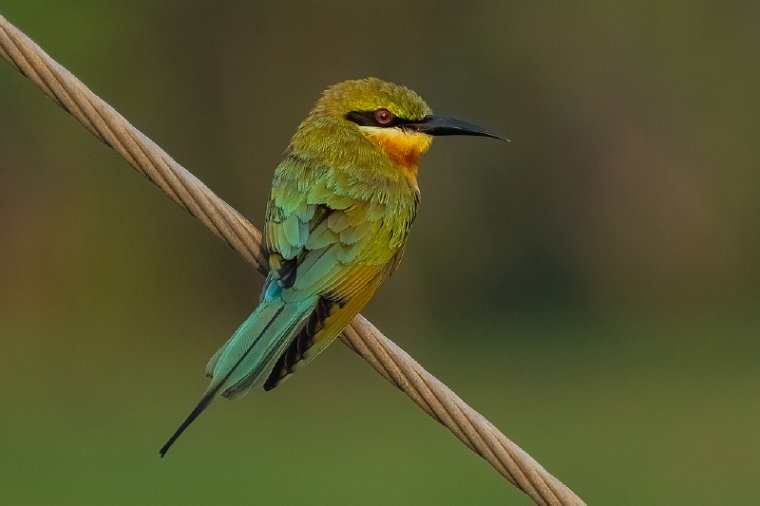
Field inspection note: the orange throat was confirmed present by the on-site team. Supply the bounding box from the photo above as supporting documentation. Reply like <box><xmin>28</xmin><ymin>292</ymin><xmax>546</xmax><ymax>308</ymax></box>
<box><xmin>366</xmin><ymin>129</ymin><xmax>432</xmax><ymax>175</ymax></box>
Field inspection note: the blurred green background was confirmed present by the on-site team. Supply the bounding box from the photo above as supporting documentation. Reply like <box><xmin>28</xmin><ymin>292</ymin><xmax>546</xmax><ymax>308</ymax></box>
<box><xmin>1</xmin><ymin>2</ymin><xmax>759</xmax><ymax>504</ymax></box>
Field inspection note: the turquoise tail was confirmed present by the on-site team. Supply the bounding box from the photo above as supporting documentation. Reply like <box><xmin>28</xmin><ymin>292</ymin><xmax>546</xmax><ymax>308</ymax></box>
<box><xmin>159</xmin><ymin>287</ymin><xmax>317</xmax><ymax>456</ymax></box>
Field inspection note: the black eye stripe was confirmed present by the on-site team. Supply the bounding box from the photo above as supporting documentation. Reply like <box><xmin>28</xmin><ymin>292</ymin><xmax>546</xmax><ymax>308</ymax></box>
<box><xmin>346</xmin><ymin>110</ymin><xmax>414</xmax><ymax>129</ymax></box>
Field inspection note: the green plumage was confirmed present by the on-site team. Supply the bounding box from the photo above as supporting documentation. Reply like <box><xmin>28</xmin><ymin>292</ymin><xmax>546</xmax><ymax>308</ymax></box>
<box><xmin>160</xmin><ymin>77</ymin><xmax>501</xmax><ymax>456</ymax></box>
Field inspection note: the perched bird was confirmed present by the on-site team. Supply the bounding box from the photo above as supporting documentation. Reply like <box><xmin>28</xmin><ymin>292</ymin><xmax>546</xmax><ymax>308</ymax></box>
<box><xmin>160</xmin><ymin>77</ymin><xmax>503</xmax><ymax>456</ymax></box>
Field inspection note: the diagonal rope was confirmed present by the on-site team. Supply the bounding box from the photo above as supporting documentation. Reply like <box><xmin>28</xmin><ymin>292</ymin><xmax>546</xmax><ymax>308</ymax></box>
<box><xmin>0</xmin><ymin>14</ymin><xmax>584</xmax><ymax>506</ymax></box>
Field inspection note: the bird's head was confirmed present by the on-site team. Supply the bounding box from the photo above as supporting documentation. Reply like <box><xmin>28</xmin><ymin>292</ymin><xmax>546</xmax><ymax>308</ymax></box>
<box><xmin>291</xmin><ymin>78</ymin><xmax>504</xmax><ymax>173</ymax></box>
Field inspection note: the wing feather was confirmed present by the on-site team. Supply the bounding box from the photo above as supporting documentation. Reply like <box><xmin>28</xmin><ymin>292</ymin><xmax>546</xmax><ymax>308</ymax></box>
<box><xmin>261</xmin><ymin>153</ymin><xmax>418</xmax><ymax>387</ymax></box>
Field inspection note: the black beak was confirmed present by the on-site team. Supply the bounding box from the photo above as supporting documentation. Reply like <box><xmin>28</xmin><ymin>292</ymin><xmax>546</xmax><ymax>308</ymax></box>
<box><xmin>408</xmin><ymin>115</ymin><xmax>507</xmax><ymax>141</ymax></box>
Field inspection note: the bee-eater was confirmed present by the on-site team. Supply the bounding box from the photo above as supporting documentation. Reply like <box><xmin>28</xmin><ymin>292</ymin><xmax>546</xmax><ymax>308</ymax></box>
<box><xmin>160</xmin><ymin>77</ymin><xmax>503</xmax><ymax>456</ymax></box>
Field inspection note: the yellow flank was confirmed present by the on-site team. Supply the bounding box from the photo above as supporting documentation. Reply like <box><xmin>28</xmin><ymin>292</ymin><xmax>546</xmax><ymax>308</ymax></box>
<box><xmin>288</xmin><ymin>270</ymin><xmax>385</xmax><ymax>376</ymax></box>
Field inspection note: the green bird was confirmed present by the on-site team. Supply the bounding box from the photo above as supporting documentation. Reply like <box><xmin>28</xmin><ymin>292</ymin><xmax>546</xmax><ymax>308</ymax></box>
<box><xmin>160</xmin><ymin>77</ymin><xmax>503</xmax><ymax>456</ymax></box>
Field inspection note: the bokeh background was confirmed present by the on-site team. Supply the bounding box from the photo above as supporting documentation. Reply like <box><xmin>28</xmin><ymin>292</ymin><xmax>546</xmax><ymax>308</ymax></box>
<box><xmin>1</xmin><ymin>2</ymin><xmax>759</xmax><ymax>504</ymax></box>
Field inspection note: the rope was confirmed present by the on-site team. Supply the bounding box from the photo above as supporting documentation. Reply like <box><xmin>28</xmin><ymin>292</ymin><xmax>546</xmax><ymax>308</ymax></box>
<box><xmin>0</xmin><ymin>14</ymin><xmax>584</xmax><ymax>506</ymax></box>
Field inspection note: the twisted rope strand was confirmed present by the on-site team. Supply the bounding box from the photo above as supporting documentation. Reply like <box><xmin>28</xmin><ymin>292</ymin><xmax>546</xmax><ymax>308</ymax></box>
<box><xmin>0</xmin><ymin>15</ymin><xmax>584</xmax><ymax>506</ymax></box>
<box><xmin>0</xmin><ymin>19</ymin><xmax>268</xmax><ymax>273</ymax></box>
<box><xmin>344</xmin><ymin>316</ymin><xmax>578</xmax><ymax>504</ymax></box>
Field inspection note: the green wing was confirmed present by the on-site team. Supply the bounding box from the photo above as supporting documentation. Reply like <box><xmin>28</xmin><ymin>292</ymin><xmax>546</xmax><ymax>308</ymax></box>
<box><xmin>261</xmin><ymin>153</ymin><xmax>418</xmax><ymax>387</ymax></box>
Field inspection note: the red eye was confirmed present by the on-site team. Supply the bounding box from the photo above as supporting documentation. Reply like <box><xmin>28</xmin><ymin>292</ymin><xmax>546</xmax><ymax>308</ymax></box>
<box><xmin>374</xmin><ymin>108</ymin><xmax>395</xmax><ymax>126</ymax></box>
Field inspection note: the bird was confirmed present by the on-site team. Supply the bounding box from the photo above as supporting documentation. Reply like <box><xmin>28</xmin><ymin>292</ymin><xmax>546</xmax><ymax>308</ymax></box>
<box><xmin>159</xmin><ymin>77</ymin><xmax>504</xmax><ymax>456</ymax></box>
